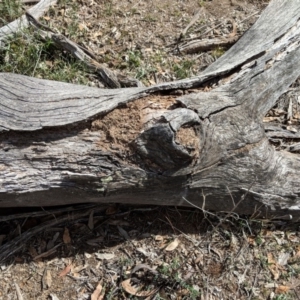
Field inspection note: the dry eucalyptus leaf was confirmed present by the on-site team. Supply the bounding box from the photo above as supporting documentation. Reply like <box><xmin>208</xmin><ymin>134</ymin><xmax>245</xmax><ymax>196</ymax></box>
<box><xmin>63</xmin><ymin>227</ymin><xmax>71</xmax><ymax>244</ymax></box>
<box><xmin>42</xmin><ymin>269</ymin><xmax>52</xmax><ymax>289</ymax></box>
<box><xmin>121</xmin><ymin>278</ymin><xmax>158</xmax><ymax>297</ymax></box>
<box><xmin>195</xmin><ymin>254</ymin><xmax>204</xmax><ymax>265</ymax></box>
<box><xmin>86</xmin><ymin>236</ymin><xmax>104</xmax><ymax>246</ymax></box>
<box><xmin>91</xmin><ymin>281</ymin><xmax>103</xmax><ymax>300</ymax></box>
<box><xmin>275</xmin><ymin>285</ymin><xmax>291</xmax><ymax>294</ymax></box>
<box><xmin>46</xmin><ymin>270</ymin><xmax>52</xmax><ymax>288</ymax></box>
<box><xmin>58</xmin><ymin>264</ymin><xmax>72</xmax><ymax>277</ymax></box>
<box><xmin>286</xmin><ymin>232</ymin><xmax>299</xmax><ymax>243</ymax></box>
<box><xmin>165</xmin><ymin>238</ymin><xmax>179</xmax><ymax>251</ymax></box>
<box><xmin>73</xmin><ymin>265</ymin><xmax>88</xmax><ymax>273</ymax></box>
<box><xmin>118</xmin><ymin>226</ymin><xmax>130</xmax><ymax>240</ymax></box>
<box><xmin>230</xmin><ymin>234</ymin><xmax>238</xmax><ymax>251</ymax></box>
<box><xmin>154</xmin><ymin>235</ymin><xmax>164</xmax><ymax>241</ymax></box>
<box><xmin>131</xmin><ymin>264</ymin><xmax>158</xmax><ymax>276</ymax></box>
<box><xmin>265</xmin><ymin>283</ymin><xmax>278</xmax><ymax>288</ymax></box>
<box><xmin>95</xmin><ymin>253</ymin><xmax>115</xmax><ymax>260</ymax></box>
<box><xmin>78</xmin><ymin>22</ymin><xmax>88</xmax><ymax>31</ymax></box>
<box><xmin>263</xmin><ymin>116</ymin><xmax>280</xmax><ymax>122</ymax></box>
<box><xmin>267</xmin><ymin>253</ymin><xmax>280</xmax><ymax>280</ymax></box>
<box><xmin>136</xmin><ymin>248</ymin><xmax>150</xmax><ymax>257</ymax></box>
<box><xmin>277</xmin><ymin>252</ymin><xmax>290</xmax><ymax>266</ymax></box>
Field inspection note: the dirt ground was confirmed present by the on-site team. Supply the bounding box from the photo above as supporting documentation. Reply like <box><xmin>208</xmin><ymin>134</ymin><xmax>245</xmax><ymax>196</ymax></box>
<box><xmin>1</xmin><ymin>204</ymin><xmax>300</xmax><ymax>300</ymax></box>
<box><xmin>1</xmin><ymin>0</ymin><xmax>300</xmax><ymax>299</ymax></box>
<box><xmin>45</xmin><ymin>0</ymin><xmax>266</xmax><ymax>86</ymax></box>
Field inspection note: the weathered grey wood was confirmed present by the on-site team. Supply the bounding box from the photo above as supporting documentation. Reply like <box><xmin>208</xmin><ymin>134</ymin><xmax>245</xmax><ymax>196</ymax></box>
<box><xmin>204</xmin><ymin>0</ymin><xmax>300</xmax><ymax>75</ymax></box>
<box><xmin>0</xmin><ymin>73</ymin><xmax>145</xmax><ymax>131</ymax></box>
<box><xmin>0</xmin><ymin>0</ymin><xmax>300</xmax><ymax>221</ymax></box>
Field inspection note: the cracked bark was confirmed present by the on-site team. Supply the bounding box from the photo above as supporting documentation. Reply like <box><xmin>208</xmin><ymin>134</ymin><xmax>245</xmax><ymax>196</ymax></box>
<box><xmin>1</xmin><ymin>0</ymin><xmax>300</xmax><ymax>220</ymax></box>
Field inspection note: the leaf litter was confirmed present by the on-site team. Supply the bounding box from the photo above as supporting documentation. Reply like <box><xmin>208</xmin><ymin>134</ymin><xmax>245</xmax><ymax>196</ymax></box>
<box><xmin>0</xmin><ymin>203</ymin><xmax>299</xmax><ymax>299</ymax></box>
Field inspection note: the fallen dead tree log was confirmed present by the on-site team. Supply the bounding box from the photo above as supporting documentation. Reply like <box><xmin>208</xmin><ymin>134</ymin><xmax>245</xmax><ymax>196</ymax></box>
<box><xmin>1</xmin><ymin>0</ymin><xmax>300</xmax><ymax>221</ymax></box>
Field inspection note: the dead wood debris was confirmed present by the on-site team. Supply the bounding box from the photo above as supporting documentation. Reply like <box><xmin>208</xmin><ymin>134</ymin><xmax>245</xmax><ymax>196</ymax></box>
<box><xmin>25</xmin><ymin>12</ymin><xmax>144</xmax><ymax>88</ymax></box>
<box><xmin>177</xmin><ymin>19</ymin><xmax>239</xmax><ymax>54</ymax></box>
<box><xmin>264</xmin><ymin>83</ymin><xmax>300</xmax><ymax>152</ymax></box>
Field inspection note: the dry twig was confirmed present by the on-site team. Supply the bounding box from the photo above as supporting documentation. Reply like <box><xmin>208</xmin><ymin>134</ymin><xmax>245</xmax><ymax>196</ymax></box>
<box><xmin>25</xmin><ymin>12</ymin><xmax>144</xmax><ymax>88</ymax></box>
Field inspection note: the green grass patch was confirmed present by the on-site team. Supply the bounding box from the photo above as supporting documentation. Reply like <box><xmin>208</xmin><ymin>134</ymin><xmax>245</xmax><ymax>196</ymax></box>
<box><xmin>0</xmin><ymin>0</ymin><xmax>22</xmax><ymax>27</ymax></box>
<box><xmin>172</xmin><ymin>59</ymin><xmax>194</xmax><ymax>79</ymax></box>
<box><xmin>0</xmin><ymin>30</ymin><xmax>89</xmax><ymax>85</ymax></box>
